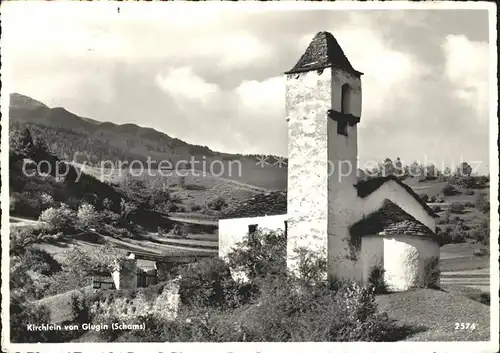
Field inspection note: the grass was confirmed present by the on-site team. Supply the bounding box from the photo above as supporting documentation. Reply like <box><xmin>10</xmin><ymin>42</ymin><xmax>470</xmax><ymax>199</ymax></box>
<box><xmin>376</xmin><ymin>288</ymin><xmax>490</xmax><ymax>341</ymax></box>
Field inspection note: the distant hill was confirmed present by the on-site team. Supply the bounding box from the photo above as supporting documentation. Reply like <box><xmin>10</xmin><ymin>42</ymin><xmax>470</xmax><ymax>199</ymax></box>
<box><xmin>9</xmin><ymin>93</ymin><xmax>288</xmax><ymax>191</ymax></box>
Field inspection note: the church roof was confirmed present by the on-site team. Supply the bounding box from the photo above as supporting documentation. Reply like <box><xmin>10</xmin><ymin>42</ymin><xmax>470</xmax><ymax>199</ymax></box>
<box><xmin>349</xmin><ymin>199</ymin><xmax>436</xmax><ymax>239</ymax></box>
<box><xmin>219</xmin><ymin>191</ymin><xmax>287</xmax><ymax>220</ymax></box>
<box><xmin>355</xmin><ymin>175</ymin><xmax>437</xmax><ymax>218</ymax></box>
<box><xmin>285</xmin><ymin>31</ymin><xmax>363</xmax><ymax>76</ymax></box>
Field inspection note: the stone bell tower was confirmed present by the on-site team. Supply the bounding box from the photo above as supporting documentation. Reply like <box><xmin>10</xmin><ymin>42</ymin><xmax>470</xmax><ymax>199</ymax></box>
<box><xmin>285</xmin><ymin>31</ymin><xmax>363</xmax><ymax>280</ymax></box>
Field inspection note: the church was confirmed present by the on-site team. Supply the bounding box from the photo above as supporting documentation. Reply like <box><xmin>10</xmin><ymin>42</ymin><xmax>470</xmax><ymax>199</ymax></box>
<box><xmin>218</xmin><ymin>31</ymin><xmax>440</xmax><ymax>292</ymax></box>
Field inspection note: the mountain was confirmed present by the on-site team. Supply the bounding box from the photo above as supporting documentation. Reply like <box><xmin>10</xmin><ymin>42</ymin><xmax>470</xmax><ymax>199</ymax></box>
<box><xmin>9</xmin><ymin>93</ymin><xmax>288</xmax><ymax>191</ymax></box>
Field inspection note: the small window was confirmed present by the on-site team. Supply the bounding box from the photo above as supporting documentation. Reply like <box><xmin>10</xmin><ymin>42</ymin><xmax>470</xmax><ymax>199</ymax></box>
<box><xmin>284</xmin><ymin>221</ymin><xmax>288</xmax><ymax>239</ymax></box>
<box><xmin>249</xmin><ymin>224</ymin><xmax>257</xmax><ymax>234</ymax></box>
<box><xmin>341</xmin><ymin>84</ymin><xmax>352</xmax><ymax>115</ymax></box>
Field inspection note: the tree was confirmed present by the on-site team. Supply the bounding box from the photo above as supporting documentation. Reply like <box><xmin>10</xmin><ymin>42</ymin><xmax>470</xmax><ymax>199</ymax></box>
<box><xmin>409</xmin><ymin>161</ymin><xmax>423</xmax><ymax>178</ymax></box>
<box><xmin>425</xmin><ymin>164</ymin><xmax>437</xmax><ymax>179</ymax></box>
<box><xmin>10</xmin><ymin>128</ymin><xmax>34</xmax><ymax>155</ymax></box>
<box><xmin>456</xmin><ymin>162</ymin><xmax>472</xmax><ymax>177</ymax></box>
<box><xmin>382</xmin><ymin>158</ymin><xmax>394</xmax><ymax>177</ymax></box>
<box><xmin>393</xmin><ymin>157</ymin><xmax>405</xmax><ymax>179</ymax></box>
<box><xmin>76</xmin><ymin>203</ymin><xmax>101</xmax><ymax>230</ymax></box>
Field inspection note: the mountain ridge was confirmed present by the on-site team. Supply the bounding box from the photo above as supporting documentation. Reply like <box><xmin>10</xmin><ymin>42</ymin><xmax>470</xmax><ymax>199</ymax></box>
<box><xmin>9</xmin><ymin>93</ymin><xmax>288</xmax><ymax>191</ymax></box>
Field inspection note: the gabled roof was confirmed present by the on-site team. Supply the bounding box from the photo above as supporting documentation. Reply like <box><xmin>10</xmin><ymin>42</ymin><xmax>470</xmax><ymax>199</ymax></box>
<box><xmin>219</xmin><ymin>191</ymin><xmax>287</xmax><ymax>220</ymax></box>
<box><xmin>285</xmin><ymin>31</ymin><xmax>362</xmax><ymax>77</ymax></box>
<box><xmin>349</xmin><ymin>199</ymin><xmax>436</xmax><ymax>239</ymax></box>
<box><xmin>354</xmin><ymin>175</ymin><xmax>437</xmax><ymax>218</ymax></box>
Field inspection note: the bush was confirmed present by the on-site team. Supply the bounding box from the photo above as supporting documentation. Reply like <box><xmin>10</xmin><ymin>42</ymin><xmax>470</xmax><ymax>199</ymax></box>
<box><xmin>465</xmin><ymin>189</ymin><xmax>475</xmax><ymax>195</ymax></box>
<box><xmin>10</xmin><ymin>224</ymin><xmax>64</xmax><ymax>254</ymax></box>
<box><xmin>76</xmin><ymin>202</ymin><xmax>101</xmax><ymax>229</ymax></box>
<box><xmin>470</xmin><ymin>218</ymin><xmax>489</xmax><ymax>245</ymax></box>
<box><xmin>22</xmin><ymin>248</ymin><xmax>62</xmax><ymax>276</ymax></box>
<box><xmin>418</xmin><ymin>193</ymin><xmax>429</xmax><ymax>203</ymax></box>
<box><xmin>227</xmin><ymin>228</ymin><xmax>287</xmax><ymax>281</ymax></box>
<box><xmin>431</xmin><ymin>205</ymin><xmax>441</xmax><ymax>213</ymax></box>
<box><xmin>70</xmin><ymin>291</ymin><xmax>91</xmax><ymax>324</ymax></box>
<box><xmin>178</xmin><ymin>258</ymin><xmax>248</xmax><ymax>308</ymax></box>
<box><xmin>423</xmin><ymin>257</ymin><xmax>440</xmax><ymax>289</ymax></box>
<box><xmin>39</xmin><ymin>203</ymin><xmax>75</xmax><ymax>230</ymax></box>
<box><xmin>441</xmin><ymin>184</ymin><xmax>458</xmax><ymax>196</ymax></box>
<box><xmin>190</xmin><ymin>204</ymin><xmax>203</xmax><ymax>212</ymax></box>
<box><xmin>367</xmin><ymin>265</ymin><xmax>388</xmax><ymax>293</ymax></box>
<box><xmin>10</xmin><ymin>293</ymin><xmax>52</xmax><ymax>343</ymax></box>
<box><xmin>475</xmin><ymin>192</ymin><xmax>490</xmax><ymax>213</ymax></box>
<box><xmin>449</xmin><ymin>202</ymin><xmax>465</xmax><ymax>214</ymax></box>
<box><xmin>206</xmin><ymin>196</ymin><xmax>228</xmax><ymax>211</ymax></box>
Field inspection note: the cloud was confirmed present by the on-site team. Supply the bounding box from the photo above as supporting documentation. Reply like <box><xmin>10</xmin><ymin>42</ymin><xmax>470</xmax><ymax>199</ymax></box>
<box><xmin>156</xmin><ymin>67</ymin><xmax>221</xmax><ymax>107</ymax></box>
<box><xmin>3</xmin><ymin>6</ymin><xmax>491</xmax><ymax>174</ymax></box>
<box><xmin>442</xmin><ymin>35</ymin><xmax>489</xmax><ymax>119</ymax></box>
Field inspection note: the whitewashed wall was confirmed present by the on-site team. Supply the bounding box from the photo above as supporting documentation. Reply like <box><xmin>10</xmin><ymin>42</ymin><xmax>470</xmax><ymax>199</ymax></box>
<box><xmin>383</xmin><ymin>235</ymin><xmax>440</xmax><ymax>291</ymax></box>
<box><xmin>218</xmin><ymin>214</ymin><xmax>288</xmax><ymax>259</ymax></box>
<box><xmin>360</xmin><ymin>235</ymin><xmax>440</xmax><ymax>291</ymax></box>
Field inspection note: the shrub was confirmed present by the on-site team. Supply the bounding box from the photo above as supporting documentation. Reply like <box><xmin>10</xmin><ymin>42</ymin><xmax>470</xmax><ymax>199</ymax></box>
<box><xmin>39</xmin><ymin>203</ymin><xmax>75</xmax><ymax>230</ymax></box>
<box><xmin>10</xmin><ymin>293</ymin><xmax>52</xmax><ymax>343</ymax></box>
<box><xmin>470</xmin><ymin>218</ymin><xmax>489</xmax><ymax>246</ymax></box>
<box><xmin>449</xmin><ymin>202</ymin><xmax>465</xmax><ymax>214</ymax></box>
<box><xmin>475</xmin><ymin>192</ymin><xmax>490</xmax><ymax>213</ymax></box>
<box><xmin>227</xmin><ymin>228</ymin><xmax>287</xmax><ymax>281</ymax></box>
<box><xmin>431</xmin><ymin>205</ymin><xmax>441</xmax><ymax>213</ymax></box>
<box><xmin>293</xmin><ymin>247</ymin><xmax>328</xmax><ymax>286</ymax></box>
<box><xmin>441</xmin><ymin>184</ymin><xmax>458</xmax><ymax>196</ymax></box>
<box><xmin>367</xmin><ymin>265</ymin><xmax>388</xmax><ymax>294</ymax></box>
<box><xmin>465</xmin><ymin>189</ymin><xmax>475</xmax><ymax>195</ymax></box>
<box><xmin>177</xmin><ymin>258</ymin><xmax>248</xmax><ymax>308</ymax></box>
<box><xmin>22</xmin><ymin>248</ymin><xmax>62</xmax><ymax>276</ymax></box>
<box><xmin>206</xmin><ymin>196</ymin><xmax>228</xmax><ymax>211</ymax></box>
<box><xmin>70</xmin><ymin>291</ymin><xmax>91</xmax><ymax>324</ymax></box>
<box><xmin>10</xmin><ymin>224</ymin><xmax>63</xmax><ymax>254</ymax></box>
<box><xmin>418</xmin><ymin>193</ymin><xmax>429</xmax><ymax>203</ymax></box>
<box><xmin>76</xmin><ymin>202</ymin><xmax>101</xmax><ymax>229</ymax></box>
<box><xmin>190</xmin><ymin>204</ymin><xmax>203</xmax><ymax>212</ymax></box>
<box><xmin>423</xmin><ymin>257</ymin><xmax>440</xmax><ymax>289</ymax></box>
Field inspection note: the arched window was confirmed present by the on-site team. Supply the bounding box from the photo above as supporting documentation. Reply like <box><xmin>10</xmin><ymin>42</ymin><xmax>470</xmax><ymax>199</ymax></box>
<box><xmin>341</xmin><ymin>83</ymin><xmax>352</xmax><ymax>115</ymax></box>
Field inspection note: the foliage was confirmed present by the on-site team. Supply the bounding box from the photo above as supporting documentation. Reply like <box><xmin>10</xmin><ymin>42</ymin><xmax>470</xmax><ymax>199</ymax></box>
<box><xmin>367</xmin><ymin>265</ymin><xmax>388</xmax><ymax>294</ymax></box>
<box><xmin>423</xmin><ymin>257</ymin><xmax>440</xmax><ymax>289</ymax></box>
<box><xmin>474</xmin><ymin>192</ymin><xmax>490</xmax><ymax>213</ymax></box>
<box><xmin>39</xmin><ymin>203</ymin><xmax>76</xmax><ymax>230</ymax></box>
<box><xmin>70</xmin><ymin>292</ymin><xmax>91</xmax><ymax>324</ymax></box>
<box><xmin>76</xmin><ymin>202</ymin><xmax>101</xmax><ymax>229</ymax></box>
<box><xmin>441</xmin><ymin>184</ymin><xmax>458</xmax><ymax>196</ymax></box>
<box><xmin>227</xmin><ymin>228</ymin><xmax>287</xmax><ymax>281</ymax></box>
<box><xmin>292</xmin><ymin>246</ymin><xmax>328</xmax><ymax>286</ymax></box>
<box><xmin>418</xmin><ymin>193</ymin><xmax>429</xmax><ymax>203</ymax></box>
<box><xmin>449</xmin><ymin>202</ymin><xmax>465</xmax><ymax>214</ymax></box>
<box><xmin>206</xmin><ymin>196</ymin><xmax>228</xmax><ymax>211</ymax></box>
<box><xmin>177</xmin><ymin>258</ymin><xmax>251</xmax><ymax>308</ymax></box>
<box><xmin>22</xmin><ymin>248</ymin><xmax>62</xmax><ymax>276</ymax></box>
<box><xmin>10</xmin><ymin>293</ymin><xmax>52</xmax><ymax>343</ymax></box>
<box><xmin>10</xmin><ymin>224</ymin><xmax>64</xmax><ymax>254</ymax></box>
<box><xmin>470</xmin><ymin>218</ymin><xmax>489</xmax><ymax>246</ymax></box>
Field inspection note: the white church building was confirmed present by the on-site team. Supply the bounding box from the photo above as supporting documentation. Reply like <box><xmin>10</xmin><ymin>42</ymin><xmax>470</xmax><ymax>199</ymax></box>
<box><xmin>218</xmin><ymin>31</ymin><xmax>440</xmax><ymax>291</ymax></box>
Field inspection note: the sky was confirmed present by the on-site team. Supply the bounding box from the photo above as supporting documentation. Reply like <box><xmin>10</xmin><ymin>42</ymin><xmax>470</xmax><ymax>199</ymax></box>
<box><xmin>3</xmin><ymin>3</ymin><xmax>493</xmax><ymax>174</ymax></box>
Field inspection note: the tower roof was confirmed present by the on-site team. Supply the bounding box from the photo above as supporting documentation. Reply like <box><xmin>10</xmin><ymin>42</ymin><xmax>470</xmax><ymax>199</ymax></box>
<box><xmin>285</xmin><ymin>31</ymin><xmax>363</xmax><ymax>76</ymax></box>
